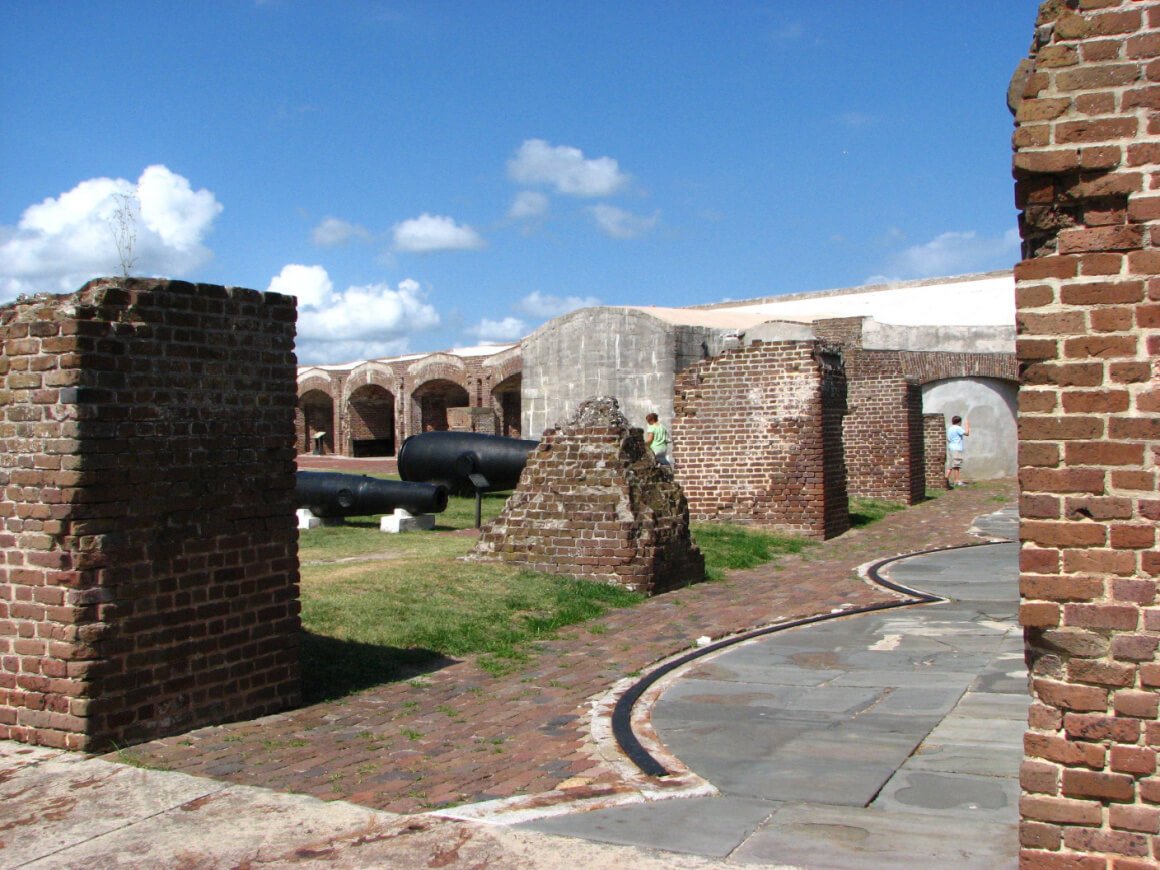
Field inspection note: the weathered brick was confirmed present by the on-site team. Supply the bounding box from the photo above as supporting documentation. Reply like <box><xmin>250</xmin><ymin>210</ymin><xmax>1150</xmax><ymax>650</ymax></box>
<box><xmin>1064</xmin><ymin>602</ymin><xmax>1139</xmax><ymax>631</ymax></box>
<box><xmin>1062</xmin><ymin>768</ymin><xmax>1137</xmax><ymax>802</ymax></box>
<box><xmin>1020</xmin><ymin>794</ymin><xmax>1103</xmax><ymax>826</ymax></box>
<box><xmin>1065</xmin><ymin>712</ymin><xmax>1143</xmax><ymax>744</ymax></box>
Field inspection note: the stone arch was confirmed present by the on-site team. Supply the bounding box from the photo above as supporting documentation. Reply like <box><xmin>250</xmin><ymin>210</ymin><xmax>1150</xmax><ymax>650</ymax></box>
<box><xmin>295</xmin><ymin>372</ymin><xmax>340</xmax><ymax>456</ymax></box>
<box><xmin>405</xmin><ymin>355</ymin><xmax>469</xmax><ymax>437</ymax></box>
<box><xmin>491</xmin><ymin>372</ymin><xmax>523</xmax><ymax>438</ymax></box>
<box><xmin>410</xmin><ymin>378</ymin><xmax>470</xmax><ymax>434</ymax></box>
<box><xmin>484</xmin><ymin>347</ymin><xmax>524</xmax><ymax>438</ymax></box>
<box><xmin>298</xmin><ymin>389</ymin><xmax>335</xmax><ymax>455</ymax></box>
<box><xmin>406</xmin><ymin>353</ymin><xmax>468</xmax><ymax>388</ymax></box>
<box><xmin>342</xmin><ymin>362</ymin><xmax>402</xmax><ymax>456</ymax></box>
<box><xmin>898</xmin><ymin>351</ymin><xmax>1018</xmax><ymax>386</ymax></box>
<box><xmin>347</xmin><ymin>383</ymin><xmax>397</xmax><ymax>456</ymax></box>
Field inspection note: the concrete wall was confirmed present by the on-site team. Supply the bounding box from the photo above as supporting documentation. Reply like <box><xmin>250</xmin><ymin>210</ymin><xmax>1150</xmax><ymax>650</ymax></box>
<box><xmin>921</xmin><ymin>377</ymin><xmax>1019</xmax><ymax>480</ymax></box>
<box><xmin>520</xmin><ymin>307</ymin><xmax>718</xmax><ymax>437</ymax></box>
<box><xmin>863</xmin><ymin>321</ymin><xmax>1016</xmax><ymax>354</ymax></box>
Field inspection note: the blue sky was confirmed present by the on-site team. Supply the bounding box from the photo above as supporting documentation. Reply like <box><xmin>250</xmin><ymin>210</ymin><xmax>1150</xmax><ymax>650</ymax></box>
<box><xmin>2</xmin><ymin>1</ymin><xmax>1039</xmax><ymax>364</ymax></box>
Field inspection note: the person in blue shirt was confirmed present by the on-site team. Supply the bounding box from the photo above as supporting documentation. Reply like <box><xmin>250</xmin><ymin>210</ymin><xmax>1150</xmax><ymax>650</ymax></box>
<box><xmin>946</xmin><ymin>415</ymin><xmax>970</xmax><ymax>488</ymax></box>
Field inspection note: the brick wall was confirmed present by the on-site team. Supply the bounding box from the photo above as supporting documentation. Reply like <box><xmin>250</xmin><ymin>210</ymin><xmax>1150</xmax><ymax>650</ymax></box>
<box><xmin>0</xmin><ymin>278</ymin><xmax>300</xmax><ymax>750</ymax></box>
<box><xmin>1013</xmin><ymin>2</ymin><xmax>1160</xmax><ymax>865</ymax></box>
<box><xmin>467</xmin><ymin>397</ymin><xmax>705</xmax><ymax>595</ymax></box>
<box><xmin>672</xmin><ymin>341</ymin><xmax>849</xmax><ymax>538</ymax></box>
<box><xmin>298</xmin><ymin>348</ymin><xmax>523</xmax><ymax>457</ymax></box>
<box><xmin>923</xmin><ymin>413</ymin><xmax>949</xmax><ymax>492</ymax></box>
<box><xmin>844</xmin><ymin>375</ymin><xmax>926</xmax><ymax>504</ymax></box>
<box><xmin>813</xmin><ymin>317</ymin><xmax>1016</xmax><ymax>504</ymax></box>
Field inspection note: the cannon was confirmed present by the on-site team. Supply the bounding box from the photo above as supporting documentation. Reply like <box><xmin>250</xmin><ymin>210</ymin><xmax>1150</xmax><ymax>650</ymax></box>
<box><xmin>295</xmin><ymin>470</ymin><xmax>448</xmax><ymax>519</ymax></box>
<box><xmin>397</xmin><ymin>431</ymin><xmax>538</xmax><ymax>494</ymax></box>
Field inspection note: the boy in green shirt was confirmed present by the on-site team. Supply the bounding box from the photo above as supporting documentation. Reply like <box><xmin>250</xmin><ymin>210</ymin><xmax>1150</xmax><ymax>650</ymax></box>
<box><xmin>644</xmin><ymin>413</ymin><xmax>670</xmax><ymax>466</ymax></box>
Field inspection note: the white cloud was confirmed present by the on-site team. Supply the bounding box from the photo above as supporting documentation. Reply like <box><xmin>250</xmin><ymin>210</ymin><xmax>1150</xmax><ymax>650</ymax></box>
<box><xmin>770</xmin><ymin>22</ymin><xmax>804</xmax><ymax>43</ymax></box>
<box><xmin>467</xmin><ymin>316</ymin><xmax>527</xmax><ymax>343</ymax></box>
<box><xmin>836</xmin><ymin>111</ymin><xmax>875</xmax><ymax>128</ymax></box>
<box><xmin>507</xmin><ymin>139</ymin><xmax>629</xmax><ymax>198</ymax></box>
<box><xmin>0</xmin><ymin>165</ymin><xmax>222</xmax><ymax>301</ymax></box>
<box><xmin>508</xmin><ymin>190</ymin><xmax>549</xmax><ymax>220</ymax></box>
<box><xmin>312</xmin><ymin>216</ymin><xmax>372</xmax><ymax>247</ymax></box>
<box><xmin>516</xmin><ymin>290</ymin><xmax>601</xmax><ymax>319</ymax></box>
<box><xmin>873</xmin><ymin>228</ymin><xmax>1021</xmax><ymax>281</ymax></box>
<box><xmin>267</xmin><ymin>264</ymin><xmax>333</xmax><ymax>308</ymax></box>
<box><xmin>299</xmin><ymin>337</ymin><xmax>412</xmax><ymax>366</ymax></box>
<box><xmin>266</xmin><ymin>266</ymin><xmax>441</xmax><ymax>364</ymax></box>
<box><xmin>587</xmin><ymin>204</ymin><xmax>659</xmax><ymax>239</ymax></box>
<box><xmin>392</xmin><ymin>213</ymin><xmax>485</xmax><ymax>253</ymax></box>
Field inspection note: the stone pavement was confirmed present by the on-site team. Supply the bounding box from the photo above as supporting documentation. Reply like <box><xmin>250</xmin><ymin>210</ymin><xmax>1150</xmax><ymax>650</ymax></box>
<box><xmin>0</xmin><ymin>482</ymin><xmax>1022</xmax><ymax>867</ymax></box>
<box><xmin>520</xmin><ymin>521</ymin><xmax>1024</xmax><ymax>866</ymax></box>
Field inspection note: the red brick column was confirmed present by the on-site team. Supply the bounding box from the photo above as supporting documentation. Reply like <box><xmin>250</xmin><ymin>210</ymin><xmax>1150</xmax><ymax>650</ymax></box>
<box><xmin>672</xmin><ymin>341</ymin><xmax>849</xmax><ymax>538</ymax></box>
<box><xmin>844</xmin><ymin>375</ymin><xmax>925</xmax><ymax>505</ymax></box>
<box><xmin>924</xmin><ymin>413</ymin><xmax>949</xmax><ymax>493</ymax></box>
<box><xmin>1013</xmin><ymin>2</ymin><xmax>1160</xmax><ymax>865</ymax></box>
<box><xmin>0</xmin><ymin>278</ymin><xmax>300</xmax><ymax>750</ymax></box>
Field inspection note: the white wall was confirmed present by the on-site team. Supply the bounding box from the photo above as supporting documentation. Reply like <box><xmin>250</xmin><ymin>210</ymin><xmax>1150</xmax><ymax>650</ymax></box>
<box><xmin>922</xmin><ymin>377</ymin><xmax>1018</xmax><ymax>479</ymax></box>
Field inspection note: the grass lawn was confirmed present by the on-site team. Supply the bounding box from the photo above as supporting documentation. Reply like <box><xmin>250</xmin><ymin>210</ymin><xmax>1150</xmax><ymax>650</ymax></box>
<box><xmin>297</xmin><ymin>485</ymin><xmax>901</xmax><ymax>703</ymax></box>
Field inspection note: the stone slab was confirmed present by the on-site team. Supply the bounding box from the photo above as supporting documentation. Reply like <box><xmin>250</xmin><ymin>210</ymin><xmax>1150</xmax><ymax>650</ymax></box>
<box><xmin>380</xmin><ymin>509</ymin><xmax>436</xmax><ymax>532</ymax></box>
<box><xmin>519</xmin><ymin>796</ymin><xmax>780</xmax><ymax>858</ymax></box>
<box><xmin>873</xmin><ymin>769</ymin><xmax>1021</xmax><ymax>821</ymax></box>
<box><xmin>731</xmin><ymin>803</ymin><xmax>1018</xmax><ymax>868</ymax></box>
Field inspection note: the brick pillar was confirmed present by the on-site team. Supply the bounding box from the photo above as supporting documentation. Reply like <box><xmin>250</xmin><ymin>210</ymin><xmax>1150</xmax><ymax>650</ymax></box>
<box><xmin>672</xmin><ymin>340</ymin><xmax>849</xmax><ymax>538</ymax></box>
<box><xmin>1012</xmin><ymin>2</ymin><xmax>1160</xmax><ymax>865</ymax></box>
<box><xmin>0</xmin><ymin>278</ymin><xmax>300</xmax><ymax>751</ymax></box>
<box><xmin>923</xmin><ymin>413</ymin><xmax>948</xmax><ymax>493</ymax></box>
<box><xmin>844</xmin><ymin>375</ymin><xmax>924</xmax><ymax>504</ymax></box>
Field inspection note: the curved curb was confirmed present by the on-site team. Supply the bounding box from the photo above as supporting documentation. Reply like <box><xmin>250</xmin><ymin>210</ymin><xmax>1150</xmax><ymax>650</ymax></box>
<box><xmin>610</xmin><ymin>539</ymin><xmax>1012</xmax><ymax>778</ymax></box>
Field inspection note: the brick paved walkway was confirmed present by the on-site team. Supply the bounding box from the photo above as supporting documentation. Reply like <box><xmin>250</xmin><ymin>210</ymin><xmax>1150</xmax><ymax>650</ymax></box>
<box><xmin>113</xmin><ymin>481</ymin><xmax>1017</xmax><ymax>815</ymax></box>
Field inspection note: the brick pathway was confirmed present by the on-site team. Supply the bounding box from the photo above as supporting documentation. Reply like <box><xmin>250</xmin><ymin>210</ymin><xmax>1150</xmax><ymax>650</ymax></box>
<box><xmin>113</xmin><ymin>481</ymin><xmax>1017</xmax><ymax>815</ymax></box>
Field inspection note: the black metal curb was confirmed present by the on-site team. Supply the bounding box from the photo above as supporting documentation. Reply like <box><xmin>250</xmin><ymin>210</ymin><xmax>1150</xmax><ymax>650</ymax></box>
<box><xmin>609</xmin><ymin>540</ymin><xmax>1012</xmax><ymax>778</ymax></box>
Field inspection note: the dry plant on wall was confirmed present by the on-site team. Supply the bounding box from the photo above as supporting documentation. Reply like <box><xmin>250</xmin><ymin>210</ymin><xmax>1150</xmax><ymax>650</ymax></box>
<box><xmin>108</xmin><ymin>190</ymin><xmax>139</xmax><ymax>278</ymax></box>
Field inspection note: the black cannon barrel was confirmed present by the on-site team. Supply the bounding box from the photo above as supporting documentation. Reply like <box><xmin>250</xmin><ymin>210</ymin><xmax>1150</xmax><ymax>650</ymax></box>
<box><xmin>397</xmin><ymin>431</ymin><xmax>538</xmax><ymax>493</ymax></box>
<box><xmin>296</xmin><ymin>471</ymin><xmax>448</xmax><ymax>518</ymax></box>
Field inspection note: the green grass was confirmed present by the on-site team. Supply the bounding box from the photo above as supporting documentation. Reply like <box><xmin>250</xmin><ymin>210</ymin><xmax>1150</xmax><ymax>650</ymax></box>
<box><xmin>848</xmin><ymin>497</ymin><xmax>906</xmax><ymax>529</ymax></box>
<box><xmin>297</xmin><ymin>490</ymin><xmax>813</xmax><ymax>702</ymax></box>
<box><xmin>691</xmin><ymin>523</ymin><xmax>814</xmax><ymax>581</ymax></box>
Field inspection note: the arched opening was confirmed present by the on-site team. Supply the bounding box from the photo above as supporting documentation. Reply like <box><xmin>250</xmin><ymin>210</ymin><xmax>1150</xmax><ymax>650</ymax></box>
<box><xmin>348</xmin><ymin>384</ymin><xmax>397</xmax><ymax>456</ymax></box>
<box><xmin>411</xmin><ymin>379</ymin><xmax>469</xmax><ymax>434</ymax></box>
<box><xmin>491</xmin><ymin>373</ymin><xmax>522</xmax><ymax>438</ymax></box>
<box><xmin>921</xmin><ymin>377</ymin><xmax>1018</xmax><ymax>479</ymax></box>
<box><xmin>298</xmin><ymin>390</ymin><xmax>335</xmax><ymax>455</ymax></box>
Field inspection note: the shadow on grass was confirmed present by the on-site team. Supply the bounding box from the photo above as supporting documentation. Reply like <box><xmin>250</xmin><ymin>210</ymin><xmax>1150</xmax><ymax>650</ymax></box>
<box><xmin>299</xmin><ymin>631</ymin><xmax>457</xmax><ymax>705</ymax></box>
<box><xmin>847</xmin><ymin>497</ymin><xmax>907</xmax><ymax>530</ymax></box>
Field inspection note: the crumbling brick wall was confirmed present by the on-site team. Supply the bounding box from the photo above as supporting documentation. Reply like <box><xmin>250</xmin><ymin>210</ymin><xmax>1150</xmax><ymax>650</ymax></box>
<box><xmin>1012</xmin><ymin>2</ymin><xmax>1160</xmax><ymax>865</ymax></box>
<box><xmin>0</xmin><ymin>278</ymin><xmax>301</xmax><ymax>750</ymax></box>
<box><xmin>466</xmin><ymin>397</ymin><xmax>705</xmax><ymax>595</ymax></box>
<box><xmin>672</xmin><ymin>341</ymin><xmax>849</xmax><ymax>539</ymax></box>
